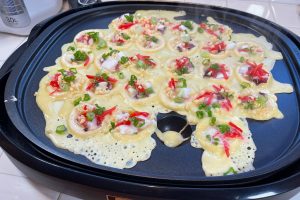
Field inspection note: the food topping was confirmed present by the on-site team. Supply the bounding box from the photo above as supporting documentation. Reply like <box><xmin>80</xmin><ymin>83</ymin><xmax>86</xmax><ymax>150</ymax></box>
<box><xmin>204</xmin><ymin>63</ymin><xmax>230</xmax><ymax>80</ymax></box>
<box><xmin>239</xmin><ymin>61</ymin><xmax>269</xmax><ymax>85</ymax></box>
<box><xmin>125</xmin><ymin>75</ymin><xmax>154</xmax><ymax>99</ymax></box>
<box><xmin>85</xmin><ymin>73</ymin><xmax>118</xmax><ymax>94</ymax></box>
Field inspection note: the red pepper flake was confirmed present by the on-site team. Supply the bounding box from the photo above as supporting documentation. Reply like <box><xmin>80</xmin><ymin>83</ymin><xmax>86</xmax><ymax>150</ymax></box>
<box><xmin>118</xmin><ymin>22</ymin><xmax>135</xmax><ymax>30</ymax></box>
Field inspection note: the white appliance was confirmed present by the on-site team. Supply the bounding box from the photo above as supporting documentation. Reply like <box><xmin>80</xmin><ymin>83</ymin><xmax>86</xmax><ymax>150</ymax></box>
<box><xmin>0</xmin><ymin>0</ymin><xmax>63</xmax><ymax>36</ymax></box>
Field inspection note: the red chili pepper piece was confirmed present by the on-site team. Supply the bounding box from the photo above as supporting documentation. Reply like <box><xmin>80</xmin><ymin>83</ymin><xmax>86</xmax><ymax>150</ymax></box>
<box><xmin>49</xmin><ymin>73</ymin><xmax>62</xmax><ymax>95</ymax></box>
<box><xmin>195</xmin><ymin>91</ymin><xmax>213</xmax><ymax>100</ymax></box>
<box><xmin>203</xmin><ymin>41</ymin><xmax>226</xmax><ymax>53</ymax></box>
<box><xmin>213</xmin><ymin>132</ymin><xmax>230</xmax><ymax>157</ymax></box>
<box><xmin>238</xmin><ymin>96</ymin><xmax>256</xmax><ymax>102</ymax></box>
<box><xmin>228</xmin><ymin>122</ymin><xmax>243</xmax><ymax>133</ymax></box>
<box><xmin>135</xmin><ymin>83</ymin><xmax>145</xmax><ymax>93</ymax></box>
<box><xmin>84</xmin><ymin>56</ymin><xmax>90</xmax><ymax>67</ymax></box>
<box><xmin>200</xmin><ymin>23</ymin><xmax>220</xmax><ymax>38</ymax></box>
<box><xmin>245</xmin><ymin>61</ymin><xmax>269</xmax><ymax>83</ymax></box>
<box><xmin>115</xmin><ymin>39</ymin><xmax>125</xmax><ymax>44</ymax></box>
<box><xmin>206</xmin><ymin>64</ymin><xmax>229</xmax><ymax>80</ymax></box>
<box><xmin>136</xmin><ymin>54</ymin><xmax>156</xmax><ymax>67</ymax></box>
<box><xmin>223</xmin><ymin>140</ymin><xmax>230</xmax><ymax>157</ymax></box>
<box><xmin>118</xmin><ymin>22</ymin><xmax>135</xmax><ymax>30</ymax></box>
<box><xmin>172</xmin><ymin>24</ymin><xmax>181</xmax><ymax>30</ymax></box>
<box><xmin>175</xmin><ymin>57</ymin><xmax>189</xmax><ymax>69</ymax></box>
<box><xmin>220</xmin><ymin>99</ymin><xmax>232</xmax><ymax>111</ymax></box>
<box><xmin>116</xmin><ymin>120</ymin><xmax>131</xmax><ymax>127</ymax></box>
<box><xmin>96</xmin><ymin>106</ymin><xmax>116</xmax><ymax>125</ymax></box>
<box><xmin>212</xmin><ymin>84</ymin><xmax>224</xmax><ymax>92</ymax></box>
<box><xmin>168</xmin><ymin>78</ymin><xmax>177</xmax><ymax>90</ymax></box>
<box><xmin>129</xmin><ymin>111</ymin><xmax>149</xmax><ymax>118</ymax></box>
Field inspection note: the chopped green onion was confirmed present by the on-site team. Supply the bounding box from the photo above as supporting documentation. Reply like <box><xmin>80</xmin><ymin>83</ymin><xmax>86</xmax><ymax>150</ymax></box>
<box><xmin>73</xmin><ymin>50</ymin><xmax>88</xmax><ymax>61</ymax></box>
<box><xmin>175</xmin><ymin>67</ymin><xmax>189</xmax><ymax>75</ymax></box>
<box><xmin>239</xmin><ymin>56</ymin><xmax>245</xmax><ymax>63</ymax></box>
<box><xmin>87</xmin><ymin>32</ymin><xmax>99</xmax><ymax>43</ymax></box>
<box><xmin>118</xmin><ymin>72</ymin><xmax>125</xmax><ymax>79</ymax></box>
<box><xmin>198</xmin><ymin>103</ymin><xmax>207</xmax><ymax>110</ymax></box>
<box><xmin>131</xmin><ymin>117</ymin><xmax>145</xmax><ymax>128</ymax></box>
<box><xmin>174</xmin><ymin>97</ymin><xmax>185</xmax><ymax>103</ymax></box>
<box><xmin>240</xmin><ymin>82</ymin><xmax>251</xmax><ymax>89</ymax></box>
<box><xmin>197</xmin><ymin>27</ymin><xmax>204</xmax><ymax>33</ymax></box>
<box><xmin>212</xmin><ymin>103</ymin><xmax>220</xmax><ymax>109</ymax></box>
<box><xmin>97</xmin><ymin>38</ymin><xmax>107</xmax><ymax>49</ymax></box>
<box><xmin>207</xmin><ymin>109</ymin><xmax>212</xmax><ymax>117</ymax></box>
<box><xmin>121</xmin><ymin>32</ymin><xmax>131</xmax><ymax>40</ymax></box>
<box><xmin>101</xmin><ymin>73</ymin><xmax>109</xmax><ymax>81</ymax></box>
<box><xmin>73</xmin><ymin>97</ymin><xmax>82</xmax><ymax>106</ymax></box>
<box><xmin>201</xmin><ymin>52</ymin><xmax>210</xmax><ymax>58</ymax></box>
<box><xmin>109</xmin><ymin>122</ymin><xmax>116</xmax><ymax>131</ymax></box>
<box><xmin>213</xmin><ymin>137</ymin><xmax>219</xmax><ymax>145</ymax></box>
<box><xmin>69</xmin><ymin>68</ymin><xmax>77</xmax><ymax>74</ymax></box>
<box><xmin>94</xmin><ymin>104</ymin><xmax>105</xmax><ymax>115</ymax></box>
<box><xmin>206</xmin><ymin>134</ymin><xmax>211</xmax><ymax>141</ymax></box>
<box><xmin>86</xmin><ymin>112</ymin><xmax>95</xmax><ymax>121</ymax></box>
<box><xmin>56</xmin><ymin>125</ymin><xmax>67</xmax><ymax>134</ymax></box>
<box><xmin>256</xmin><ymin>95</ymin><xmax>268</xmax><ymax>107</ymax></box>
<box><xmin>177</xmin><ymin>78</ymin><xmax>187</xmax><ymax>88</ymax></box>
<box><xmin>137</xmin><ymin>60</ymin><xmax>146</xmax><ymax>69</ymax></box>
<box><xmin>210</xmin><ymin>63</ymin><xmax>219</xmax><ymax>70</ymax></box>
<box><xmin>145</xmin><ymin>87</ymin><xmax>154</xmax><ymax>95</ymax></box>
<box><xmin>83</xmin><ymin>94</ymin><xmax>90</xmax><ymax>101</ymax></box>
<box><xmin>124</xmin><ymin>14</ymin><xmax>134</xmax><ymax>22</ymax></box>
<box><xmin>67</xmin><ymin>46</ymin><xmax>75</xmax><ymax>51</ymax></box>
<box><xmin>145</xmin><ymin>35</ymin><xmax>158</xmax><ymax>43</ymax></box>
<box><xmin>224</xmin><ymin>167</ymin><xmax>237</xmax><ymax>175</ymax></box>
<box><xmin>217</xmin><ymin>124</ymin><xmax>230</xmax><ymax>134</ymax></box>
<box><xmin>129</xmin><ymin>75</ymin><xmax>137</xmax><ymax>86</ymax></box>
<box><xmin>60</xmin><ymin>82</ymin><xmax>70</xmax><ymax>91</ymax></box>
<box><xmin>102</xmin><ymin>48</ymin><xmax>119</xmax><ymax>59</ymax></box>
<box><xmin>209</xmin><ymin>117</ymin><xmax>216</xmax><ymax>126</ymax></box>
<box><xmin>119</xmin><ymin>56</ymin><xmax>129</xmax><ymax>64</ymax></box>
<box><xmin>181</xmin><ymin>20</ymin><xmax>193</xmax><ymax>30</ymax></box>
<box><xmin>202</xmin><ymin>58</ymin><xmax>210</xmax><ymax>66</ymax></box>
<box><xmin>150</xmin><ymin>17</ymin><xmax>158</xmax><ymax>25</ymax></box>
<box><xmin>196</xmin><ymin>110</ymin><xmax>205</xmax><ymax>119</ymax></box>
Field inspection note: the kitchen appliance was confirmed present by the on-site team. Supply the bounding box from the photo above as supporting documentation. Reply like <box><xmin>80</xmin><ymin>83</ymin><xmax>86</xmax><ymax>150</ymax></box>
<box><xmin>1</xmin><ymin>1</ymin><xmax>300</xmax><ymax>199</ymax></box>
<box><xmin>0</xmin><ymin>0</ymin><xmax>63</xmax><ymax>35</ymax></box>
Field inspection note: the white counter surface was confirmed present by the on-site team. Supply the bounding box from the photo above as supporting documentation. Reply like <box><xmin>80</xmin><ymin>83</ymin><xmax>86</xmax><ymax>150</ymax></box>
<box><xmin>0</xmin><ymin>0</ymin><xmax>299</xmax><ymax>199</ymax></box>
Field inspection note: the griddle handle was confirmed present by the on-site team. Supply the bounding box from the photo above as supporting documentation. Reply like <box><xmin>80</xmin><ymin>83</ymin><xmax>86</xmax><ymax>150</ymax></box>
<box><xmin>27</xmin><ymin>17</ymin><xmax>54</xmax><ymax>47</ymax></box>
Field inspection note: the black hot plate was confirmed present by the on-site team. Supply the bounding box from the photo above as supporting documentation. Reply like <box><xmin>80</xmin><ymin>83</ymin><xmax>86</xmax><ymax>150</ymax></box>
<box><xmin>3</xmin><ymin>1</ymin><xmax>300</xmax><ymax>185</ymax></box>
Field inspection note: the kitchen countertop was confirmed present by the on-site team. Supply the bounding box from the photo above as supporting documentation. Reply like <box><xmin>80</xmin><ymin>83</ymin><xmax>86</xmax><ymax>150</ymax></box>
<box><xmin>0</xmin><ymin>0</ymin><xmax>300</xmax><ymax>199</ymax></box>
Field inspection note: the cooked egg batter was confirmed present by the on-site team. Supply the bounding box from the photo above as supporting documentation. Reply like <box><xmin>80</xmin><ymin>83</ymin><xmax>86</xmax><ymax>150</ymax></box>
<box><xmin>36</xmin><ymin>10</ymin><xmax>293</xmax><ymax>175</ymax></box>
